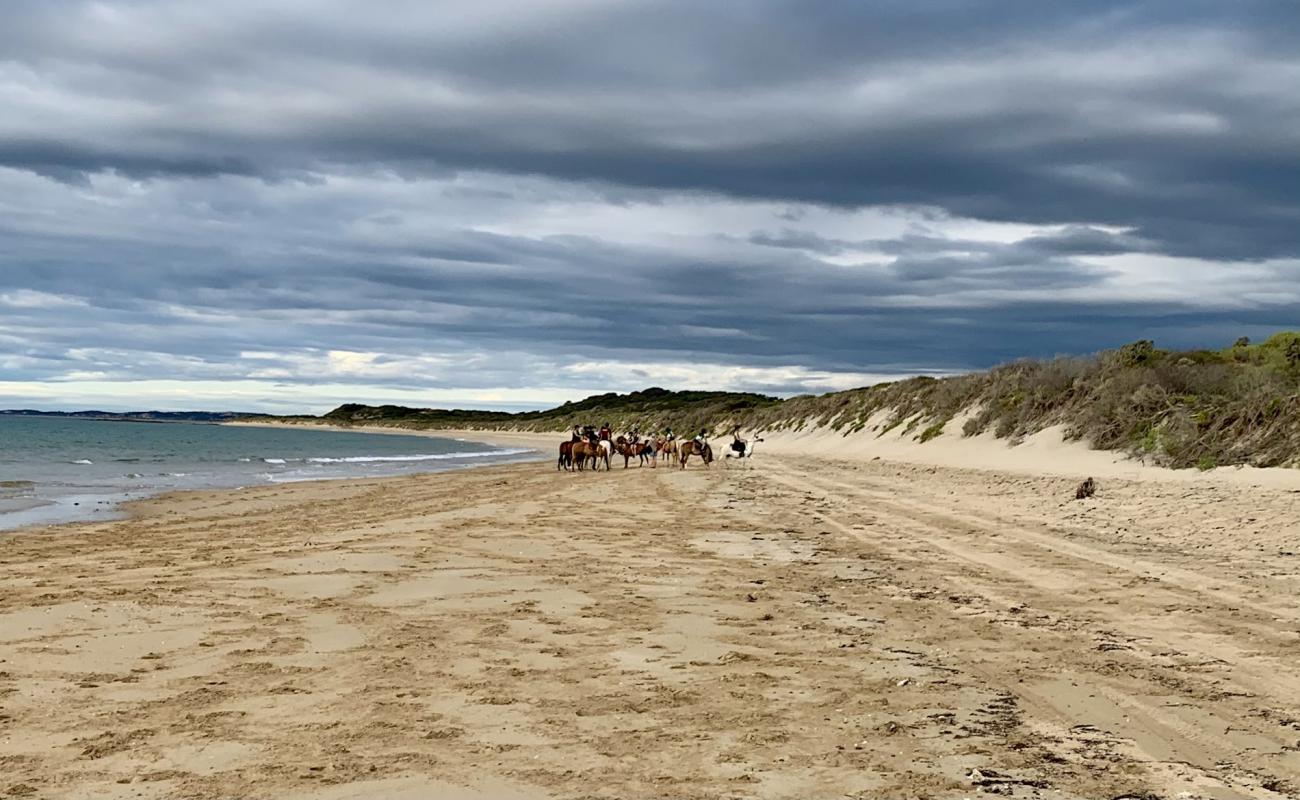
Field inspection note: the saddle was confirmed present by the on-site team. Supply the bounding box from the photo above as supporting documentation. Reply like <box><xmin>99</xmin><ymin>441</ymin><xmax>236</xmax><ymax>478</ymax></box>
<box><xmin>731</xmin><ymin>440</ymin><xmax>746</xmax><ymax>455</ymax></box>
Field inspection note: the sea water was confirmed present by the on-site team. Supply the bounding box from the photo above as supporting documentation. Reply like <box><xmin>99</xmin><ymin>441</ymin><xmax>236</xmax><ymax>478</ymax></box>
<box><xmin>0</xmin><ymin>417</ymin><xmax>538</xmax><ymax>530</ymax></box>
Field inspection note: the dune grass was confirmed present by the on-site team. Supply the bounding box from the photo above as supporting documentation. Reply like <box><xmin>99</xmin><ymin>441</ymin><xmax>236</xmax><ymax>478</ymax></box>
<box><xmin>747</xmin><ymin>332</ymin><xmax>1300</xmax><ymax>468</ymax></box>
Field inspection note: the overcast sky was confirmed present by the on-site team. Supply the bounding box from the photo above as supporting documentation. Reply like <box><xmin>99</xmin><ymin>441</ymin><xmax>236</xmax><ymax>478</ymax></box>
<box><xmin>2</xmin><ymin>1</ymin><xmax>1298</xmax><ymax>412</ymax></box>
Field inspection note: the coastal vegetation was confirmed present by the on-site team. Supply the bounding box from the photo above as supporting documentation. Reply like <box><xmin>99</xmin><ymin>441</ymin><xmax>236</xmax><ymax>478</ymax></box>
<box><xmin>305</xmin><ymin>388</ymin><xmax>781</xmax><ymax>440</ymax></box>
<box><xmin>272</xmin><ymin>332</ymin><xmax>1300</xmax><ymax>470</ymax></box>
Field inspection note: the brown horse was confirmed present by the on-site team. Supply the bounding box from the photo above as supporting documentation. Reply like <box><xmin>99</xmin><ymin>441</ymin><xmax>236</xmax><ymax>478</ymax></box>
<box><xmin>558</xmin><ymin>440</ymin><xmax>574</xmax><ymax>471</ymax></box>
<box><xmin>615</xmin><ymin>436</ymin><xmax>655</xmax><ymax>468</ymax></box>
<box><xmin>571</xmin><ymin>440</ymin><xmax>610</xmax><ymax>471</ymax></box>
<box><xmin>655</xmin><ymin>437</ymin><xmax>678</xmax><ymax>464</ymax></box>
<box><xmin>678</xmin><ymin>440</ymin><xmax>713</xmax><ymax>469</ymax></box>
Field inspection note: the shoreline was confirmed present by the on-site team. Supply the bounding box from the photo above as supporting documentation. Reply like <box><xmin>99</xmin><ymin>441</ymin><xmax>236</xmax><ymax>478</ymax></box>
<box><xmin>224</xmin><ymin>419</ymin><xmax>561</xmax><ymax>452</ymax></box>
<box><xmin>228</xmin><ymin>417</ymin><xmax>1300</xmax><ymax>489</ymax></box>
<box><xmin>1</xmin><ymin>424</ymin><xmax>549</xmax><ymax>534</ymax></box>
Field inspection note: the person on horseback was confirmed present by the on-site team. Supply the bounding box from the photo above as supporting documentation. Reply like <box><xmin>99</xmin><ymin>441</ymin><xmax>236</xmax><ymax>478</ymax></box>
<box><xmin>571</xmin><ymin>425</ymin><xmax>583</xmax><ymax>442</ymax></box>
<box><xmin>730</xmin><ymin>426</ymin><xmax>747</xmax><ymax>456</ymax></box>
<box><xmin>693</xmin><ymin>427</ymin><xmax>708</xmax><ymax>451</ymax></box>
<box><xmin>599</xmin><ymin>423</ymin><xmax>612</xmax><ymax>441</ymax></box>
<box><xmin>583</xmin><ymin>425</ymin><xmax>598</xmax><ymax>443</ymax></box>
<box><xmin>665</xmin><ymin>427</ymin><xmax>675</xmax><ymax>441</ymax></box>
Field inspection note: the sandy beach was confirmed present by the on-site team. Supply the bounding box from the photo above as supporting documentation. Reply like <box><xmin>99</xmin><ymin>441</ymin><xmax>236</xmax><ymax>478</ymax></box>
<box><xmin>222</xmin><ymin>421</ymin><xmax>561</xmax><ymax>454</ymax></box>
<box><xmin>3</xmin><ymin>440</ymin><xmax>1300</xmax><ymax>799</ymax></box>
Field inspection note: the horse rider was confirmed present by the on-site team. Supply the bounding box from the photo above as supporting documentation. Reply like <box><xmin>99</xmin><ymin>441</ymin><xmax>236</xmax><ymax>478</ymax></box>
<box><xmin>693</xmin><ymin>427</ymin><xmax>709</xmax><ymax>451</ymax></box>
<box><xmin>583</xmin><ymin>425</ymin><xmax>599</xmax><ymax>443</ymax></box>
<box><xmin>664</xmin><ymin>427</ymin><xmax>675</xmax><ymax>441</ymax></box>
<box><xmin>730</xmin><ymin>426</ymin><xmax>748</xmax><ymax>456</ymax></box>
<box><xmin>599</xmin><ymin>423</ymin><xmax>612</xmax><ymax>442</ymax></box>
<box><xmin>571</xmin><ymin>425</ymin><xmax>583</xmax><ymax>442</ymax></box>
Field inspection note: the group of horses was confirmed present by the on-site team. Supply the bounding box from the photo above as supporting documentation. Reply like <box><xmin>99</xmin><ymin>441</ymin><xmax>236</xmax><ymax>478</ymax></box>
<box><xmin>558</xmin><ymin>434</ymin><xmax>710</xmax><ymax>471</ymax></box>
<box><xmin>558</xmin><ymin>433</ymin><xmax>760</xmax><ymax>472</ymax></box>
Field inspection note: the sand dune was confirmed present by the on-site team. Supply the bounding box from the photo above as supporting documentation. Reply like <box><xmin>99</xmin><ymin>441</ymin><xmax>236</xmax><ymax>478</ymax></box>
<box><xmin>3</xmin><ymin>446</ymin><xmax>1299</xmax><ymax>798</ymax></box>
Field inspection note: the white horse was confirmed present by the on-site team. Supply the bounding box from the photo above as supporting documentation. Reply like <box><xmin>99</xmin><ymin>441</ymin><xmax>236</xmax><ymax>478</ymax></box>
<box><xmin>724</xmin><ymin>437</ymin><xmax>763</xmax><ymax>467</ymax></box>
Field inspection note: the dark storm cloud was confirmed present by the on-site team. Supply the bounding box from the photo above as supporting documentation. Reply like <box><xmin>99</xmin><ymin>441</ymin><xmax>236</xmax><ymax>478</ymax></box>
<box><xmin>2</xmin><ymin>1</ymin><xmax>1298</xmax><ymax>257</ymax></box>
<box><xmin>1</xmin><ymin>1</ymin><xmax>1299</xmax><ymax>409</ymax></box>
<box><xmin>1</xmin><ymin>201</ymin><xmax>1269</xmax><ymax>387</ymax></box>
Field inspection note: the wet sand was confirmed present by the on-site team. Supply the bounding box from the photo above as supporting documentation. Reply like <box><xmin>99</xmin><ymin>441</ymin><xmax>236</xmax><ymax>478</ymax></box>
<box><xmin>3</xmin><ymin>451</ymin><xmax>1300</xmax><ymax>798</ymax></box>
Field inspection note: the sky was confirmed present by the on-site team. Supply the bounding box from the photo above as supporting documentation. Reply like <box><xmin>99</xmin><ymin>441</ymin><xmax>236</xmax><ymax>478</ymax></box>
<box><xmin>2</xmin><ymin>1</ymin><xmax>1298</xmax><ymax>413</ymax></box>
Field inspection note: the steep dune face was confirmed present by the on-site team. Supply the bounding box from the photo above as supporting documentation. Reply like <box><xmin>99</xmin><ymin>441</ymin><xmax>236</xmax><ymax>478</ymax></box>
<box><xmin>755</xmin><ymin>417</ymin><xmax>1300</xmax><ymax>489</ymax></box>
<box><xmin>748</xmin><ymin>335</ymin><xmax>1300</xmax><ymax>471</ymax></box>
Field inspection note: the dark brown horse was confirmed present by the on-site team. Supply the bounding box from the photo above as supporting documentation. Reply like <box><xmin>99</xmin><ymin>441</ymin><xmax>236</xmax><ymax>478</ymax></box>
<box><xmin>571</xmin><ymin>440</ymin><xmax>610</xmax><ymax>471</ymax></box>
<box><xmin>678</xmin><ymin>440</ymin><xmax>713</xmax><ymax>469</ymax></box>
<box><xmin>558</xmin><ymin>440</ymin><xmax>574</xmax><ymax>471</ymax></box>
<box><xmin>614</xmin><ymin>436</ymin><xmax>655</xmax><ymax>468</ymax></box>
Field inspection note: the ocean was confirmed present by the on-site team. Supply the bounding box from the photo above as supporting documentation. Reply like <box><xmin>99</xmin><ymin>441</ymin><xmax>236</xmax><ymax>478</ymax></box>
<box><xmin>0</xmin><ymin>417</ymin><xmax>539</xmax><ymax>530</ymax></box>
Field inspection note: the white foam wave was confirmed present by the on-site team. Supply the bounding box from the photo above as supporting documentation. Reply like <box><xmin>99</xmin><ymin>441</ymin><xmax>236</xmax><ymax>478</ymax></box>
<box><xmin>305</xmin><ymin>448</ymin><xmax>533</xmax><ymax>464</ymax></box>
<box><xmin>72</xmin><ymin>459</ymin><xmax>94</xmax><ymax>465</ymax></box>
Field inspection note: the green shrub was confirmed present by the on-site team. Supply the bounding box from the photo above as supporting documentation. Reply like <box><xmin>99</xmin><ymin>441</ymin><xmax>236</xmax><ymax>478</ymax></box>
<box><xmin>918</xmin><ymin>422</ymin><xmax>945</xmax><ymax>443</ymax></box>
<box><xmin>1117</xmin><ymin>339</ymin><xmax>1160</xmax><ymax>367</ymax></box>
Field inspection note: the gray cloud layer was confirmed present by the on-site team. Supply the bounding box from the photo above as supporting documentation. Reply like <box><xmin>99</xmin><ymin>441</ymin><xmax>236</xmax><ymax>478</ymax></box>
<box><xmin>1</xmin><ymin>1</ymin><xmax>1298</xmax><ymax>410</ymax></box>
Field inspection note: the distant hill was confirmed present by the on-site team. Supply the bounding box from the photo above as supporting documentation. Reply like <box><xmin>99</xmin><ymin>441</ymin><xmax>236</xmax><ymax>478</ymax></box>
<box><xmin>292</xmin><ymin>388</ymin><xmax>782</xmax><ymax>437</ymax></box>
<box><xmin>266</xmin><ymin>332</ymin><xmax>1300</xmax><ymax>470</ymax></box>
<box><xmin>0</xmin><ymin>409</ymin><xmax>259</xmax><ymax>423</ymax></box>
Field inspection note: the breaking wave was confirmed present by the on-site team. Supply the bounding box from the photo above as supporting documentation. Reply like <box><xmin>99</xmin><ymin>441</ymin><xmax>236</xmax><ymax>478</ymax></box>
<box><xmin>306</xmin><ymin>448</ymin><xmax>533</xmax><ymax>464</ymax></box>
<box><xmin>256</xmin><ymin>449</ymin><xmax>531</xmax><ymax>466</ymax></box>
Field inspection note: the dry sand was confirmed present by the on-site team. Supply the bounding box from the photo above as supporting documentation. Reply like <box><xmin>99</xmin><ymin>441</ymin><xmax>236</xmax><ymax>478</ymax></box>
<box><xmin>3</xmin><ymin>433</ymin><xmax>1300</xmax><ymax>799</ymax></box>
